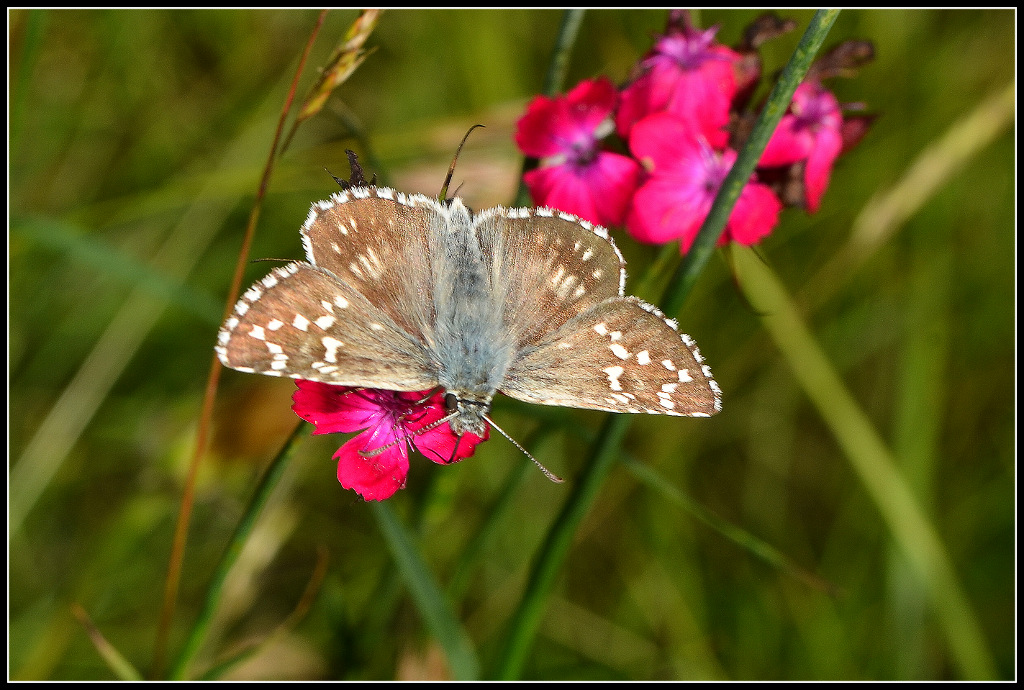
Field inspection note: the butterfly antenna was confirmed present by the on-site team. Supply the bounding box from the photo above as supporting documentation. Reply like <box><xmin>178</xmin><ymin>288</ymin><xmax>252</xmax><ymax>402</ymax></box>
<box><xmin>439</xmin><ymin>124</ymin><xmax>485</xmax><ymax>202</ymax></box>
<box><xmin>483</xmin><ymin>414</ymin><xmax>564</xmax><ymax>484</ymax></box>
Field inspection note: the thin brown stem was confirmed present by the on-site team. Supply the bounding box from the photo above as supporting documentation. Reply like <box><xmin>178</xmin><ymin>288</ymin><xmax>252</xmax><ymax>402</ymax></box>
<box><xmin>150</xmin><ymin>10</ymin><xmax>328</xmax><ymax>679</ymax></box>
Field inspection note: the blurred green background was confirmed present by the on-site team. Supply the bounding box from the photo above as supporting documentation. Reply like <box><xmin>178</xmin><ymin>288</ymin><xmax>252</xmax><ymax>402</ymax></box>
<box><xmin>8</xmin><ymin>9</ymin><xmax>1015</xmax><ymax>680</ymax></box>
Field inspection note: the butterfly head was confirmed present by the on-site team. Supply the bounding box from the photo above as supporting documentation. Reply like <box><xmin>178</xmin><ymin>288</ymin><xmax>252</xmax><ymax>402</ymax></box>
<box><xmin>444</xmin><ymin>392</ymin><xmax>491</xmax><ymax>437</ymax></box>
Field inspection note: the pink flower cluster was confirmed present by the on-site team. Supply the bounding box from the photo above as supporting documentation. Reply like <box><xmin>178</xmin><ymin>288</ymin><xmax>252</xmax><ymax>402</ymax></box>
<box><xmin>515</xmin><ymin>12</ymin><xmax>873</xmax><ymax>253</ymax></box>
<box><xmin>288</xmin><ymin>14</ymin><xmax>874</xmax><ymax>503</ymax></box>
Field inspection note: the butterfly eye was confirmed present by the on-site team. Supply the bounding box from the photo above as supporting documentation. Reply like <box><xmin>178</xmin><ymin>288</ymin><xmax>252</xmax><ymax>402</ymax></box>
<box><xmin>444</xmin><ymin>392</ymin><xmax>459</xmax><ymax>412</ymax></box>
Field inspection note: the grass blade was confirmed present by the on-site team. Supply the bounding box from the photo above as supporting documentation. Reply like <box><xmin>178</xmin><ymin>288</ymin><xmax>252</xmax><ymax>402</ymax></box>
<box><xmin>370</xmin><ymin>502</ymin><xmax>480</xmax><ymax>680</ymax></box>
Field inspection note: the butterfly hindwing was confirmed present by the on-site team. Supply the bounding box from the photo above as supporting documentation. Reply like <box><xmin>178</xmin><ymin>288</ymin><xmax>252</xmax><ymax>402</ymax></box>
<box><xmin>502</xmin><ymin>296</ymin><xmax>721</xmax><ymax>417</ymax></box>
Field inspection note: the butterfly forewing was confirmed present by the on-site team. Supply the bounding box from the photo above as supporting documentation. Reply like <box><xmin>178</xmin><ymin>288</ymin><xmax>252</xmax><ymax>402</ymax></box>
<box><xmin>301</xmin><ymin>188</ymin><xmax>439</xmax><ymax>343</ymax></box>
<box><xmin>502</xmin><ymin>296</ymin><xmax>721</xmax><ymax>417</ymax></box>
<box><xmin>474</xmin><ymin>208</ymin><xmax>625</xmax><ymax>348</ymax></box>
<box><xmin>216</xmin><ymin>261</ymin><xmax>437</xmax><ymax>391</ymax></box>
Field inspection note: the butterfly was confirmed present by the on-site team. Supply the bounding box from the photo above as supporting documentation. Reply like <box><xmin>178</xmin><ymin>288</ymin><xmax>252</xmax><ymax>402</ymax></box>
<box><xmin>216</xmin><ymin>186</ymin><xmax>721</xmax><ymax>439</ymax></box>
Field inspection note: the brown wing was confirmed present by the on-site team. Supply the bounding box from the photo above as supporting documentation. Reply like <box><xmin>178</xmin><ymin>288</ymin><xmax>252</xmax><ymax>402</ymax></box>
<box><xmin>502</xmin><ymin>296</ymin><xmax>721</xmax><ymax>417</ymax></box>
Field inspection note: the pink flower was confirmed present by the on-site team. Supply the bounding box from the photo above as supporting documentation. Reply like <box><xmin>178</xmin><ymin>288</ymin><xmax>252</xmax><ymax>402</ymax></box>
<box><xmin>515</xmin><ymin>77</ymin><xmax>641</xmax><ymax>227</ymax></box>
<box><xmin>616</xmin><ymin>20</ymin><xmax>740</xmax><ymax>147</ymax></box>
<box><xmin>292</xmin><ymin>381</ymin><xmax>487</xmax><ymax>501</ymax></box>
<box><xmin>759</xmin><ymin>81</ymin><xmax>844</xmax><ymax>212</ymax></box>
<box><xmin>626</xmin><ymin>112</ymin><xmax>782</xmax><ymax>253</ymax></box>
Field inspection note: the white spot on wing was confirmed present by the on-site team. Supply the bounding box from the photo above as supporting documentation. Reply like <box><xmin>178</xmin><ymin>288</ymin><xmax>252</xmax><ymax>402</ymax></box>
<box><xmin>555</xmin><ymin>274</ymin><xmax>576</xmax><ymax>299</ymax></box>
<box><xmin>322</xmin><ymin>336</ymin><xmax>343</xmax><ymax>363</ymax></box>
<box><xmin>603</xmin><ymin>365</ymin><xmax>624</xmax><ymax>391</ymax></box>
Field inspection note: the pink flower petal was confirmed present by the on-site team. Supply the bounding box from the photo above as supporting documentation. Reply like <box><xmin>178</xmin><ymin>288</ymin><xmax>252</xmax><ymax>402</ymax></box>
<box><xmin>616</xmin><ymin>30</ymin><xmax>738</xmax><ymax>145</ymax></box>
<box><xmin>626</xmin><ymin>177</ymin><xmax>706</xmax><ymax>250</ymax></box>
<box><xmin>629</xmin><ymin>112</ymin><xmax>706</xmax><ymax>176</ymax></box>
<box><xmin>524</xmin><ymin>166</ymin><xmax>598</xmax><ymax>222</ymax></box>
<box><xmin>515</xmin><ymin>78</ymin><xmax>617</xmax><ymax>159</ymax></box>
<box><xmin>415</xmin><ymin>421</ymin><xmax>488</xmax><ymax>465</ymax></box>
<box><xmin>727</xmin><ymin>183</ymin><xmax>783</xmax><ymax>246</ymax></box>
<box><xmin>759</xmin><ymin>81</ymin><xmax>845</xmax><ymax>210</ymax></box>
<box><xmin>584</xmin><ymin>152</ymin><xmax>643</xmax><ymax>227</ymax></box>
<box><xmin>334</xmin><ymin>428</ymin><xmax>410</xmax><ymax>501</ymax></box>
<box><xmin>661</xmin><ymin>63</ymin><xmax>734</xmax><ymax>147</ymax></box>
<box><xmin>292</xmin><ymin>381</ymin><xmax>385</xmax><ymax>435</ymax></box>
<box><xmin>804</xmin><ymin>125</ymin><xmax>843</xmax><ymax>212</ymax></box>
<box><xmin>524</xmin><ymin>151</ymin><xmax>641</xmax><ymax>227</ymax></box>
<box><xmin>515</xmin><ymin>94</ymin><xmax>565</xmax><ymax>159</ymax></box>
<box><xmin>759</xmin><ymin>113</ymin><xmax>813</xmax><ymax>167</ymax></box>
<box><xmin>563</xmin><ymin>78</ymin><xmax>618</xmax><ymax>138</ymax></box>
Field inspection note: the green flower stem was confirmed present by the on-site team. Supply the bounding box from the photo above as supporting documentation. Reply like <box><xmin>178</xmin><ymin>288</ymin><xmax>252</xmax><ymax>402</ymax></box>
<box><xmin>169</xmin><ymin>421</ymin><xmax>306</xmax><ymax>680</ymax></box>
<box><xmin>542</xmin><ymin>9</ymin><xmax>586</xmax><ymax>97</ymax></box>
<box><xmin>370</xmin><ymin>502</ymin><xmax>481</xmax><ymax>680</ymax></box>
<box><xmin>493</xmin><ymin>10</ymin><xmax>840</xmax><ymax>679</ymax></box>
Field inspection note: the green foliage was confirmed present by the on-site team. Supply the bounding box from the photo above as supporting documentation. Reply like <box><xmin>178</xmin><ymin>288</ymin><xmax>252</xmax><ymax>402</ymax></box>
<box><xmin>9</xmin><ymin>9</ymin><xmax>1014</xmax><ymax>680</ymax></box>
